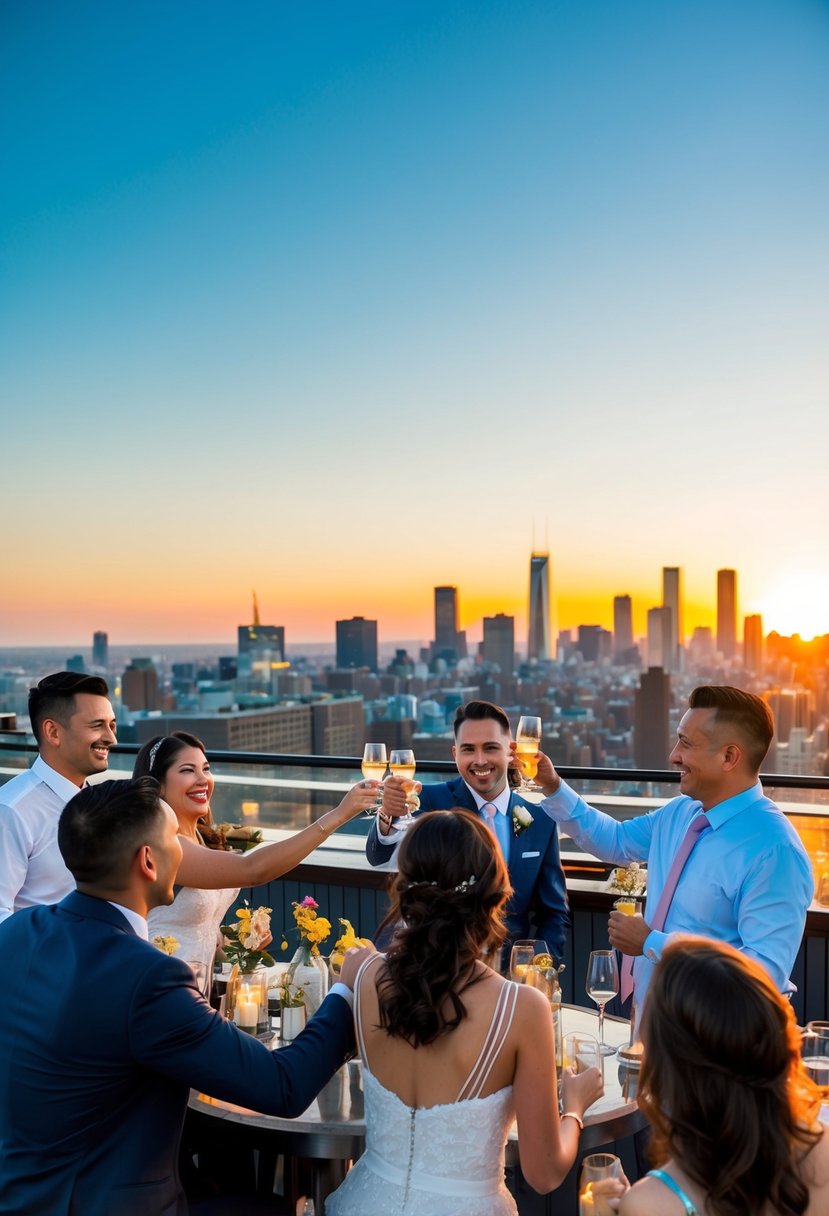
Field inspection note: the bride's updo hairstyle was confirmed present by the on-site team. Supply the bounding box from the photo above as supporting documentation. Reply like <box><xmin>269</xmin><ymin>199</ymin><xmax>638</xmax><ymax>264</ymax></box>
<box><xmin>133</xmin><ymin>731</ymin><xmax>228</xmax><ymax>850</ymax></box>
<box><xmin>377</xmin><ymin>809</ymin><xmax>511</xmax><ymax>1047</ymax></box>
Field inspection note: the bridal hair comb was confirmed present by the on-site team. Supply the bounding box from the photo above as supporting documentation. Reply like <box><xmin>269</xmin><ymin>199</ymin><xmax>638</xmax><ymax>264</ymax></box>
<box><xmin>406</xmin><ymin>875</ymin><xmax>477</xmax><ymax>893</ymax></box>
<box><xmin>148</xmin><ymin>739</ymin><xmax>164</xmax><ymax>771</ymax></box>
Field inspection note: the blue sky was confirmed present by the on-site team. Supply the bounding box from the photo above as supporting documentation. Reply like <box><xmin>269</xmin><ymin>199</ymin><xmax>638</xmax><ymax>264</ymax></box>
<box><xmin>2</xmin><ymin>0</ymin><xmax>828</xmax><ymax>644</ymax></box>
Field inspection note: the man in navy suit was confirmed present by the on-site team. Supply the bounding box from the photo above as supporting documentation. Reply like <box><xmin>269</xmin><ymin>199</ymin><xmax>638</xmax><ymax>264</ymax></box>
<box><xmin>366</xmin><ymin>700</ymin><xmax>569</xmax><ymax>962</ymax></box>
<box><xmin>0</xmin><ymin>777</ymin><xmax>364</xmax><ymax>1216</ymax></box>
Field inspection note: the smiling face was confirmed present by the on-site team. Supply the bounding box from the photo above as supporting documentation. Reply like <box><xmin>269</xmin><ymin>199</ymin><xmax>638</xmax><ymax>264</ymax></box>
<box><xmin>158</xmin><ymin>746</ymin><xmax>214</xmax><ymax>829</ymax></box>
<box><xmin>669</xmin><ymin>707</ymin><xmax>730</xmax><ymax>809</ymax></box>
<box><xmin>48</xmin><ymin>693</ymin><xmax>117</xmax><ymax>786</ymax></box>
<box><xmin>453</xmin><ymin>717</ymin><xmax>511</xmax><ymax>800</ymax></box>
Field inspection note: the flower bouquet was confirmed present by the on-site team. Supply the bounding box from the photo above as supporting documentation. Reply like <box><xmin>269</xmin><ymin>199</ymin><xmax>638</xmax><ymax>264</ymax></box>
<box><xmin>328</xmin><ymin>918</ymin><xmax>373</xmax><ymax>978</ymax></box>
<box><xmin>220</xmin><ymin>902</ymin><xmax>275</xmax><ymax>1036</ymax></box>
<box><xmin>152</xmin><ymin>935</ymin><xmax>180</xmax><ymax>956</ymax></box>
<box><xmin>221</xmin><ymin>902</ymin><xmax>276</xmax><ymax>972</ymax></box>
<box><xmin>280</xmin><ymin>896</ymin><xmax>332</xmax><ymax>1017</ymax></box>
<box><xmin>607</xmin><ymin>862</ymin><xmax>647</xmax><ymax>897</ymax></box>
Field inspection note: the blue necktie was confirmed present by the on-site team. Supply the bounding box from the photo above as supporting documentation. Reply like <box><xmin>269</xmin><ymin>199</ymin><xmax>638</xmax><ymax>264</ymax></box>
<box><xmin>482</xmin><ymin>802</ymin><xmax>511</xmax><ymax>862</ymax></box>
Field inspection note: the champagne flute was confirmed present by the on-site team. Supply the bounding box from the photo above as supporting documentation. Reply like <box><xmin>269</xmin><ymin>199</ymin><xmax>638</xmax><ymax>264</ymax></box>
<box><xmin>361</xmin><ymin>743</ymin><xmax>387</xmax><ymax>817</ymax></box>
<box><xmin>585</xmin><ymin>949</ymin><xmax>619</xmax><ymax>1056</ymax></box>
<box><xmin>515</xmin><ymin>715</ymin><xmax>542</xmax><ymax>793</ymax></box>
<box><xmin>388</xmin><ymin>749</ymin><xmax>418</xmax><ymax>830</ymax></box>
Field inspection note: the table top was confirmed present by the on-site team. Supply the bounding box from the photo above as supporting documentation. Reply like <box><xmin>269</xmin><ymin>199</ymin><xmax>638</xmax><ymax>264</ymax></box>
<box><xmin>189</xmin><ymin>1004</ymin><xmax>645</xmax><ymax>1155</ymax></box>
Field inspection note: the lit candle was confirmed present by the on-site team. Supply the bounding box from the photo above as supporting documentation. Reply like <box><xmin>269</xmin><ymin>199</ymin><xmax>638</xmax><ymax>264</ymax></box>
<box><xmin>235</xmin><ymin>994</ymin><xmax>259</xmax><ymax>1030</ymax></box>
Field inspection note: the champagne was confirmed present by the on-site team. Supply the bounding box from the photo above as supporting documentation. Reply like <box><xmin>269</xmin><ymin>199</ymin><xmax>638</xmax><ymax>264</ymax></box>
<box><xmin>804</xmin><ymin>1055</ymin><xmax>829</xmax><ymax>1098</ymax></box>
<box><xmin>587</xmin><ymin>988</ymin><xmax>617</xmax><ymax>1003</ymax></box>
<box><xmin>361</xmin><ymin>761</ymin><xmax>387</xmax><ymax>782</ymax></box>
<box><xmin>516</xmin><ymin>738</ymin><xmax>539</xmax><ymax>780</ymax></box>
<box><xmin>614</xmin><ymin>898</ymin><xmax>637</xmax><ymax>916</ymax></box>
<box><xmin>389</xmin><ymin>763</ymin><xmax>416</xmax><ymax>781</ymax></box>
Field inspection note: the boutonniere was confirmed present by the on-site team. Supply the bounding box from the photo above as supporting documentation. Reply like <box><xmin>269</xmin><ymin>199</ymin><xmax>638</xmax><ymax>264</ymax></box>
<box><xmin>512</xmin><ymin>804</ymin><xmax>534</xmax><ymax>837</ymax></box>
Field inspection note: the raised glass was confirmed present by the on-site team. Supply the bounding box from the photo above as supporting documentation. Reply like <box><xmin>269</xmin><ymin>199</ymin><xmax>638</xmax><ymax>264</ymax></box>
<box><xmin>585</xmin><ymin>949</ymin><xmax>619</xmax><ymax>1057</ymax></box>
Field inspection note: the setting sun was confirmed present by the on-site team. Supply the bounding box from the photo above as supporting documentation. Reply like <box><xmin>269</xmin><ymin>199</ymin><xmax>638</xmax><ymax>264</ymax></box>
<box><xmin>760</xmin><ymin>573</ymin><xmax>829</xmax><ymax>642</ymax></box>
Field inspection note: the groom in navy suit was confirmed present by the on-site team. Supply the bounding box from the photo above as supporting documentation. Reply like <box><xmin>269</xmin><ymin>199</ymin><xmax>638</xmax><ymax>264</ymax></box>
<box><xmin>0</xmin><ymin>777</ymin><xmax>364</xmax><ymax>1216</ymax></box>
<box><xmin>366</xmin><ymin>700</ymin><xmax>569</xmax><ymax>963</ymax></box>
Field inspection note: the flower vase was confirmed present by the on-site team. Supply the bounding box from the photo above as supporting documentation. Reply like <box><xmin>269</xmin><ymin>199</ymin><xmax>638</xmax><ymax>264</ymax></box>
<box><xmin>225</xmin><ymin>963</ymin><xmax>270</xmax><ymax>1036</ymax></box>
<box><xmin>279</xmin><ymin>1002</ymin><xmax>306</xmax><ymax>1045</ymax></box>
<box><xmin>288</xmin><ymin>945</ymin><xmax>329</xmax><ymax>1016</ymax></box>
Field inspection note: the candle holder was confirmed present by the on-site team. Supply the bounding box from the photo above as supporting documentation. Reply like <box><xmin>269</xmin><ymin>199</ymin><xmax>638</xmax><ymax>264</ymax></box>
<box><xmin>225</xmin><ymin>963</ymin><xmax>270</xmax><ymax>1036</ymax></box>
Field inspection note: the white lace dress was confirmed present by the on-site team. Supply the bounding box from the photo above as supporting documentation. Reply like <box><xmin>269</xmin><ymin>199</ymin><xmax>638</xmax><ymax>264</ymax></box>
<box><xmin>147</xmin><ymin>884</ymin><xmax>239</xmax><ymax>976</ymax></box>
<box><xmin>326</xmin><ymin>958</ymin><xmax>519</xmax><ymax>1216</ymax></box>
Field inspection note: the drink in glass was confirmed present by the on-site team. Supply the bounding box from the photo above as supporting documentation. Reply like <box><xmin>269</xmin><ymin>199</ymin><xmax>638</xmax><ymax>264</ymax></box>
<box><xmin>388</xmin><ymin>749</ymin><xmax>418</xmax><ymax>830</ymax></box>
<box><xmin>515</xmin><ymin>716</ymin><xmax>542</xmax><ymax>792</ymax></box>
<box><xmin>579</xmin><ymin>1153</ymin><xmax>623</xmax><ymax>1216</ymax></box>
<box><xmin>585</xmin><ymin>950</ymin><xmax>619</xmax><ymax>1057</ymax></box>
<box><xmin>361</xmin><ymin>743</ymin><xmax>387</xmax><ymax>815</ymax></box>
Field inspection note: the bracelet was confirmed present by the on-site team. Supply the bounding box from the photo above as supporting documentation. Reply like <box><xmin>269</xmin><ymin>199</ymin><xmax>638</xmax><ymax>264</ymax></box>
<box><xmin>317</xmin><ymin>814</ymin><xmax>333</xmax><ymax>835</ymax></box>
<box><xmin>561</xmin><ymin>1111</ymin><xmax>584</xmax><ymax>1131</ymax></box>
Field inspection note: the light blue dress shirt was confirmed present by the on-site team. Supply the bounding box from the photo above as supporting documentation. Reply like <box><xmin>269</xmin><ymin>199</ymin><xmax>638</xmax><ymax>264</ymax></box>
<box><xmin>541</xmin><ymin>780</ymin><xmax>814</xmax><ymax>1014</ymax></box>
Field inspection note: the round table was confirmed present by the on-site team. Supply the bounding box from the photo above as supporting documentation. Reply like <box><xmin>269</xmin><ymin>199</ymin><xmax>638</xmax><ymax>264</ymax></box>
<box><xmin>189</xmin><ymin>1005</ymin><xmax>644</xmax><ymax>1212</ymax></box>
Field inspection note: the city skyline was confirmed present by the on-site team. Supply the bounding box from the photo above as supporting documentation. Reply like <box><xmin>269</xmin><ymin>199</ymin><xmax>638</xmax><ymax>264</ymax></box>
<box><xmin>3</xmin><ymin>2</ymin><xmax>828</xmax><ymax>647</ymax></box>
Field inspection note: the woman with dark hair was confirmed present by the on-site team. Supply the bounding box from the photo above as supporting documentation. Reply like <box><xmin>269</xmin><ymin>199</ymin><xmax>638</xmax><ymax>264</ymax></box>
<box><xmin>620</xmin><ymin>939</ymin><xmax>829</xmax><ymax>1216</ymax></box>
<box><xmin>327</xmin><ymin>809</ymin><xmax>603</xmax><ymax>1216</ymax></box>
<box><xmin>133</xmin><ymin>732</ymin><xmax>378</xmax><ymax>977</ymax></box>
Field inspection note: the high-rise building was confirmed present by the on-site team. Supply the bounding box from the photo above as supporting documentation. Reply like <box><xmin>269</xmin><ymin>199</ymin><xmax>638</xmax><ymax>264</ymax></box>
<box><xmin>66</xmin><ymin>654</ymin><xmax>85</xmax><ymax>674</ymax></box>
<box><xmin>336</xmin><ymin>616</ymin><xmax>378</xmax><ymax>672</ymax></box>
<box><xmin>432</xmin><ymin>586</ymin><xmax>467</xmax><ymax>662</ymax></box>
<box><xmin>662</xmin><ymin>567</ymin><xmax>683</xmax><ymax>670</ymax></box>
<box><xmin>744</xmin><ymin>614</ymin><xmax>764</xmax><ymax>675</ymax></box>
<box><xmin>577</xmin><ymin>625</ymin><xmax>611</xmax><ymax>663</ymax></box>
<box><xmin>634</xmin><ymin>667</ymin><xmax>672</xmax><ymax>768</ymax></box>
<box><xmin>92</xmin><ymin>631</ymin><xmax>108</xmax><ymax>669</ymax></box>
<box><xmin>482</xmin><ymin>613</ymin><xmax>515</xmax><ymax>676</ymax></box>
<box><xmin>527</xmin><ymin>552</ymin><xmax>551</xmax><ymax>662</ymax></box>
<box><xmin>647</xmin><ymin>607</ymin><xmax>672</xmax><ymax>670</ymax></box>
<box><xmin>122</xmin><ymin>658</ymin><xmax>159</xmax><ymax>711</ymax></box>
<box><xmin>238</xmin><ymin>592</ymin><xmax>285</xmax><ymax>660</ymax></box>
<box><xmin>717</xmin><ymin>569</ymin><xmax>737</xmax><ymax>659</ymax></box>
<box><xmin>613</xmin><ymin>595</ymin><xmax>634</xmax><ymax>660</ymax></box>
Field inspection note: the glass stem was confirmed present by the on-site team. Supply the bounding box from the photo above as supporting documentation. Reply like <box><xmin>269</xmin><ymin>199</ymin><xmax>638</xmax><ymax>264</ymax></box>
<box><xmin>598</xmin><ymin>1002</ymin><xmax>606</xmax><ymax>1046</ymax></box>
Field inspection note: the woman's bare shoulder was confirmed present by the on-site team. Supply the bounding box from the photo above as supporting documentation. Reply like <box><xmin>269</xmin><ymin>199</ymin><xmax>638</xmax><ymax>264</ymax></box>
<box><xmin>619</xmin><ymin>1176</ymin><xmax>685</xmax><ymax>1216</ymax></box>
<box><xmin>804</xmin><ymin>1122</ymin><xmax>829</xmax><ymax>1208</ymax></box>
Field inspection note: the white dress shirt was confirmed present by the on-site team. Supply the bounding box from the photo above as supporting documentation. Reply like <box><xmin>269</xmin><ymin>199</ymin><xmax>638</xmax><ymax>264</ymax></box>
<box><xmin>0</xmin><ymin>755</ymin><xmax>79</xmax><ymax>922</ymax></box>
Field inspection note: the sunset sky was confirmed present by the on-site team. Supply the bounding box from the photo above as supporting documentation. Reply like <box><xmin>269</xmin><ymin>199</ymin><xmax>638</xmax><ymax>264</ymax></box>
<box><xmin>3</xmin><ymin>0</ymin><xmax>828</xmax><ymax>648</ymax></box>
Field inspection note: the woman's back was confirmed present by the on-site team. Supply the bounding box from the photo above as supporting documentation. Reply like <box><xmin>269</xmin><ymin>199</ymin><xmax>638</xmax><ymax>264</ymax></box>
<box><xmin>326</xmin><ymin>955</ymin><xmax>521</xmax><ymax>1216</ymax></box>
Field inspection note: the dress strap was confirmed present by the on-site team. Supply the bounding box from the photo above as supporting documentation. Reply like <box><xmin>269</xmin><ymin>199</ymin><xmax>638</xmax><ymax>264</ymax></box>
<box><xmin>353</xmin><ymin>953</ymin><xmax>384</xmax><ymax>1065</ymax></box>
<box><xmin>646</xmin><ymin>1169</ymin><xmax>700</xmax><ymax>1214</ymax></box>
<box><xmin>456</xmin><ymin>980</ymin><xmax>519</xmax><ymax>1101</ymax></box>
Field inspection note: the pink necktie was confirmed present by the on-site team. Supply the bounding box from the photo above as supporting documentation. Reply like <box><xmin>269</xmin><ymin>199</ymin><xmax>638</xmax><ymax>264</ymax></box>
<box><xmin>482</xmin><ymin>802</ymin><xmax>497</xmax><ymax>836</ymax></box>
<box><xmin>620</xmin><ymin>812</ymin><xmax>710</xmax><ymax>1002</ymax></box>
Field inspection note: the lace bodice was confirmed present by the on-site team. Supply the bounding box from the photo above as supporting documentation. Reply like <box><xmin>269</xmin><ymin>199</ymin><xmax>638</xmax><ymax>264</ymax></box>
<box><xmin>147</xmin><ymin>884</ymin><xmax>239</xmax><ymax>975</ymax></box>
<box><xmin>326</xmin><ymin>959</ymin><xmax>519</xmax><ymax>1216</ymax></box>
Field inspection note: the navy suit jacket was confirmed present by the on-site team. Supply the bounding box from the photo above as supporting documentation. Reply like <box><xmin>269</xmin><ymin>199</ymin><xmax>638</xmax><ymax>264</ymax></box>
<box><xmin>366</xmin><ymin>777</ymin><xmax>569</xmax><ymax>961</ymax></box>
<box><xmin>0</xmin><ymin>892</ymin><xmax>354</xmax><ymax>1216</ymax></box>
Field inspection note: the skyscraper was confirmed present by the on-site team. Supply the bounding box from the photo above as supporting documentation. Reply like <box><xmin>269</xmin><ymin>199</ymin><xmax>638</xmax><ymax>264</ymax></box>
<box><xmin>647</xmin><ymin>606</ymin><xmax>672</xmax><ymax>670</ymax></box>
<box><xmin>634</xmin><ymin>668</ymin><xmax>672</xmax><ymax>768</ymax></box>
<box><xmin>336</xmin><ymin>616</ymin><xmax>378</xmax><ymax>671</ymax></box>
<box><xmin>613</xmin><ymin>595</ymin><xmax>634</xmax><ymax>660</ymax></box>
<box><xmin>237</xmin><ymin>592</ymin><xmax>285</xmax><ymax>660</ymax></box>
<box><xmin>662</xmin><ymin>566</ymin><xmax>683</xmax><ymax>670</ymax></box>
<box><xmin>744</xmin><ymin>614</ymin><xmax>764</xmax><ymax>675</ymax></box>
<box><xmin>527</xmin><ymin>551</ymin><xmax>551</xmax><ymax>661</ymax></box>
<box><xmin>717</xmin><ymin>569</ymin><xmax>737</xmax><ymax>659</ymax></box>
<box><xmin>432</xmin><ymin>586</ymin><xmax>466</xmax><ymax>662</ymax></box>
<box><xmin>92</xmin><ymin>630</ymin><xmax>108</xmax><ymax>669</ymax></box>
<box><xmin>482</xmin><ymin>613</ymin><xmax>515</xmax><ymax>676</ymax></box>
<box><xmin>122</xmin><ymin>658</ymin><xmax>159</xmax><ymax>711</ymax></box>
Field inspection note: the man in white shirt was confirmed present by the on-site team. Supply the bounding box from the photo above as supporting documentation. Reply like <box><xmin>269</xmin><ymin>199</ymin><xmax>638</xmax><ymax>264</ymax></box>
<box><xmin>0</xmin><ymin>670</ymin><xmax>117</xmax><ymax>922</ymax></box>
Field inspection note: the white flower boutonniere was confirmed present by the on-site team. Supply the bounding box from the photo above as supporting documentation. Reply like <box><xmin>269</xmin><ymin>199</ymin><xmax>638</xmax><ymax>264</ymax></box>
<box><xmin>512</xmin><ymin>804</ymin><xmax>534</xmax><ymax>837</ymax></box>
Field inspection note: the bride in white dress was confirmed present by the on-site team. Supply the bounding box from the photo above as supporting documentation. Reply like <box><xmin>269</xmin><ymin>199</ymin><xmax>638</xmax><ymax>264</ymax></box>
<box><xmin>133</xmin><ymin>732</ymin><xmax>380</xmax><ymax>980</ymax></box>
<box><xmin>327</xmin><ymin>810</ymin><xmax>603</xmax><ymax>1216</ymax></box>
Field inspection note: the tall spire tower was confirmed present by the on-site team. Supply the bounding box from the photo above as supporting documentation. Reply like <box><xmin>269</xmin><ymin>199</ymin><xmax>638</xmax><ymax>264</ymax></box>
<box><xmin>527</xmin><ymin>551</ymin><xmax>551</xmax><ymax>662</ymax></box>
<box><xmin>252</xmin><ymin>590</ymin><xmax>261</xmax><ymax>627</ymax></box>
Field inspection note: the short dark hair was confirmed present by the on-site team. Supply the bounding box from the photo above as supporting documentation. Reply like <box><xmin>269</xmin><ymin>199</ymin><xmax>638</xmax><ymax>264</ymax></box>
<box><xmin>452</xmin><ymin>700</ymin><xmax>511</xmax><ymax>738</ymax></box>
<box><xmin>58</xmin><ymin>777</ymin><xmax>165</xmax><ymax>887</ymax></box>
<box><xmin>28</xmin><ymin>671</ymin><xmax>110</xmax><ymax>746</ymax></box>
<box><xmin>688</xmin><ymin>685</ymin><xmax>774</xmax><ymax>771</ymax></box>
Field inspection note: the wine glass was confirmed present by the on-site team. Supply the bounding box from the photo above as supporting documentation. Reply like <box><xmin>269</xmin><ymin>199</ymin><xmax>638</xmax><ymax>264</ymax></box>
<box><xmin>585</xmin><ymin>949</ymin><xmax>619</xmax><ymax>1056</ymax></box>
<box><xmin>361</xmin><ymin>743</ymin><xmax>387</xmax><ymax>816</ymax></box>
<box><xmin>515</xmin><ymin>715</ymin><xmax>542</xmax><ymax>793</ymax></box>
<box><xmin>579</xmin><ymin>1153</ymin><xmax>624</xmax><ymax>1215</ymax></box>
<box><xmin>388</xmin><ymin>748</ymin><xmax>418</xmax><ymax>830</ymax></box>
<box><xmin>509</xmin><ymin>938</ymin><xmax>550</xmax><ymax>983</ymax></box>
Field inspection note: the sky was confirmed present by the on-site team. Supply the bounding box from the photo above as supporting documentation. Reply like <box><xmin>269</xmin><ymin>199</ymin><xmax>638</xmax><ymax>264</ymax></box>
<box><xmin>2</xmin><ymin>0</ymin><xmax>828</xmax><ymax>648</ymax></box>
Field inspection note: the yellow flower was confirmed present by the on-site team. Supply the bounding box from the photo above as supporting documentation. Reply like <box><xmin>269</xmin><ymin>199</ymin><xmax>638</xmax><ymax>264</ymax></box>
<box><xmin>152</xmin><ymin>935</ymin><xmax>180</xmax><ymax>956</ymax></box>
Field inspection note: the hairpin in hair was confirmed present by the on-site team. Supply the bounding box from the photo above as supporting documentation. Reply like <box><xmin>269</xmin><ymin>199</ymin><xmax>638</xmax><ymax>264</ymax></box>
<box><xmin>406</xmin><ymin>875</ymin><xmax>477</xmax><ymax>893</ymax></box>
<box><xmin>148</xmin><ymin>739</ymin><xmax>164</xmax><ymax>772</ymax></box>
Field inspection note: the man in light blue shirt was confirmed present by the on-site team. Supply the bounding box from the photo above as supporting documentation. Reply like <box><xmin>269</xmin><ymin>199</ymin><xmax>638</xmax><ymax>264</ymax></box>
<box><xmin>534</xmin><ymin>685</ymin><xmax>814</xmax><ymax>1022</ymax></box>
